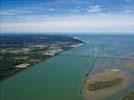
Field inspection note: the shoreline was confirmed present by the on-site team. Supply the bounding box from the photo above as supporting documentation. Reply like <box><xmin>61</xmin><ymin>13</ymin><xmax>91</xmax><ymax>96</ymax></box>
<box><xmin>0</xmin><ymin>41</ymin><xmax>84</xmax><ymax>82</ymax></box>
<box><xmin>73</xmin><ymin>36</ymin><xmax>90</xmax><ymax>44</ymax></box>
<box><xmin>80</xmin><ymin>57</ymin><xmax>98</xmax><ymax>94</ymax></box>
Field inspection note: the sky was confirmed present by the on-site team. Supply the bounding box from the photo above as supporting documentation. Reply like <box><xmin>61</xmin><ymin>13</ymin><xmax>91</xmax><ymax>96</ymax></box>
<box><xmin>0</xmin><ymin>0</ymin><xmax>134</xmax><ymax>34</ymax></box>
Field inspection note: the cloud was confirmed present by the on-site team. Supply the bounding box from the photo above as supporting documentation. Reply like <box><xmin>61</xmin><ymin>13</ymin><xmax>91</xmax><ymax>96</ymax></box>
<box><xmin>1</xmin><ymin>14</ymin><xmax>134</xmax><ymax>33</ymax></box>
<box><xmin>88</xmin><ymin>5</ymin><xmax>103</xmax><ymax>13</ymax></box>
<box><xmin>0</xmin><ymin>9</ymin><xmax>34</xmax><ymax>16</ymax></box>
<box><xmin>125</xmin><ymin>0</ymin><xmax>134</xmax><ymax>2</ymax></box>
<box><xmin>76</xmin><ymin>5</ymin><xmax>80</xmax><ymax>9</ymax></box>
<box><xmin>0</xmin><ymin>9</ymin><xmax>17</xmax><ymax>16</ymax></box>
<box><xmin>0</xmin><ymin>3</ymin><xmax>55</xmax><ymax>16</ymax></box>
<box><xmin>16</xmin><ymin>15</ymin><xmax>32</xmax><ymax>21</ymax></box>
<box><xmin>48</xmin><ymin>8</ymin><xmax>56</xmax><ymax>11</ymax></box>
<box><xmin>125</xmin><ymin>9</ymin><xmax>134</xmax><ymax>13</ymax></box>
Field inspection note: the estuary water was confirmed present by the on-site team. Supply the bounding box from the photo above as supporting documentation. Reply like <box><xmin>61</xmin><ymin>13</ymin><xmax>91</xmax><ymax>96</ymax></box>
<box><xmin>0</xmin><ymin>34</ymin><xmax>134</xmax><ymax>100</ymax></box>
<box><xmin>0</xmin><ymin>43</ymin><xmax>95</xmax><ymax>100</ymax></box>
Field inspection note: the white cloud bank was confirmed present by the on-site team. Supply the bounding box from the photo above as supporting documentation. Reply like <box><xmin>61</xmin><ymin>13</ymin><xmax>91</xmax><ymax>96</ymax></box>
<box><xmin>88</xmin><ymin>5</ymin><xmax>102</xmax><ymax>13</ymax></box>
<box><xmin>0</xmin><ymin>14</ymin><xmax>134</xmax><ymax>33</ymax></box>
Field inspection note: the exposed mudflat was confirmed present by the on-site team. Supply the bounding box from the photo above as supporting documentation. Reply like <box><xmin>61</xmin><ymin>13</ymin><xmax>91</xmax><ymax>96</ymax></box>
<box><xmin>81</xmin><ymin>69</ymin><xmax>130</xmax><ymax>100</ymax></box>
